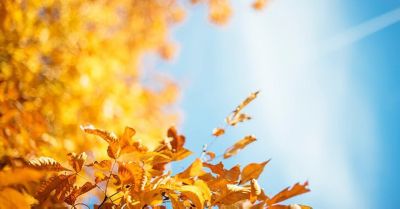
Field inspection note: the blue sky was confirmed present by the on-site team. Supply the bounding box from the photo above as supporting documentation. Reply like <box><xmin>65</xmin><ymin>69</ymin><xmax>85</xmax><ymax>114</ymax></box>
<box><xmin>156</xmin><ymin>1</ymin><xmax>400</xmax><ymax>208</ymax></box>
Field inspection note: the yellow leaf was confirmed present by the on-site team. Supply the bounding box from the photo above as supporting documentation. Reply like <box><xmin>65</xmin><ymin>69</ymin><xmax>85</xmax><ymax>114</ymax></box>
<box><xmin>176</xmin><ymin>158</ymin><xmax>204</xmax><ymax>179</ymax></box>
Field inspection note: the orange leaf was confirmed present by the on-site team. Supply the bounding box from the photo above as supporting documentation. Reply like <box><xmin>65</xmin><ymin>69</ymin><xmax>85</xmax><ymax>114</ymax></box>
<box><xmin>250</xmin><ymin>179</ymin><xmax>261</xmax><ymax>203</ymax></box>
<box><xmin>212</xmin><ymin>128</ymin><xmax>225</xmax><ymax>137</ymax></box>
<box><xmin>28</xmin><ymin>157</ymin><xmax>69</xmax><ymax>171</ymax></box>
<box><xmin>81</xmin><ymin>125</ymin><xmax>118</xmax><ymax>144</ymax></box>
<box><xmin>87</xmin><ymin>160</ymin><xmax>112</xmax><ymax>171</ymax></box>
<box><xmin>120</xmin><ymin>126</ymin><xmax>136</xmax><ymax>148</ymax></box>
<box><xmin>206</xmin><ymin>151</ymin><xmax>216</xmax><ymax>161</ymax></box>
<box><xmin>226</xmin><ymin>91</ymin><xmax>259</xmax><ymax>126</ymax></box>
<box><xmin>167</xmin><ymin>126</ymin><xmax>186</xmax><ymax>152</ymax></box>
<box><xmin>226</xmin><ymin>113</ymin><xmax>252</xmax><ymax>126</ymax></box>
<box><xmin>36</xmin><ymin>174</ymin><xmax>76</xmax><ymax>202</ymax></box>
<box><xmin>240</xmin><ymin>160</ymin><xmax>270</xmax><ymax>184</ymax></box>
<box><xmin>268</xmin><ymin>182</ymin><xmax>310</xmax><ymax>205</ymax></box>
<box><xmin>224</xmin><ymin>135</ymin><xmax>257</xmax><ymax>159</ymax></box>
<box><xmin>67</xmin><ymin>152</ymin><xmax>87</xmax><ymax>172</ymax></box>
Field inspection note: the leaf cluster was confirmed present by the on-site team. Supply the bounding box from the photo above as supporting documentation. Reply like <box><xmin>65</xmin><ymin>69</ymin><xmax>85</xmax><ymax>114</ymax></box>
<box><xmin>29</xmin><ymin>92</ymin><xmax>311</xmax><ymax>209</ymax></box>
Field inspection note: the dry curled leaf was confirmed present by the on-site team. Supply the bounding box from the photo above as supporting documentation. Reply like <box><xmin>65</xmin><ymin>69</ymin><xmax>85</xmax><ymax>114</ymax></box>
<box><xmin>224</xmin><ymin>135</ymin><xmax>257</xmax><ymax>159</ymax></box>
<box><xmin>81</xmin><ymin>125</ymin><xmax>118</xmax><ymax>144</ymax></box>
<box><xmin>226</xmin><ymin>91</ymin><xmax>259</xmax><ymax>126</ymax></box>
<box><xmin>205</xmin><ymin>151</ymin><xmax>216</xmax><ymax>161</ymax></box>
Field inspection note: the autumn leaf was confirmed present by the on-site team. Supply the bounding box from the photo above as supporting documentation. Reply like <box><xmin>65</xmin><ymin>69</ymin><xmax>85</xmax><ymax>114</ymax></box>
<box><xmin>214</xmin><ymin>184</ymin><xmax>251</xmax><ymax>205</ymax></box>
<box><xmin>268</xmin><ymin>182</ymin><xmax>310</xmax><ymax>205</ymax></box>
<box><xmin>250</xmin><ymin>179</ymin><xmax>261</xmax><ymax>203</ymax></box>
<box><xmin>240</xmin><ymin>160</ymin><xmax>270</xmax><ymax>184</ymax></box>
<box><xmin>67</xmin><ymin>152</ymin><xmax>87</xmax><ymax>173</ymax></box>
<box><xmin>118</xmin><ymin>162</ymin><xmax>147</xmax><ymax>192</ymax></box>
<box><xmin>224</xmin><ymin>135</ymin><xmax>257</xmax><ymax>159</ymax></box>
<box><xmin>36</xmin><ymin>174</ymin><xmax>76</xmax><ymax>202</ymax></box>
<box><xmin>213</xmin><ymin>128</ymin><xmax>225</xmax><ymax>137</ymax></box>
<box><xmin>167</xmin><ymin>126</ymin><xmax>186</xmax><ymax>152</ymax></box>
<box><xmin>226</xmin><ymin>113</ymin><xmax>252</xmax><ymax>126</ymax></box>
<box><xmin>176</xmin><ymin>158</ymin><xmax>205</xmax><ymax>179</ymax></box>
<box><xmin>81</xmin><ymin>125</ymin><xmax>118</xmax><ymax>144</ymax></box>
<box><xmin>28</xmin><ymin>157</ymin><xmax>70</xmax><ymax>171</ymax></box>
<box><xmin>206</xmin><ymin>151</ymin><xmax>216</xmax><ymax>161</ymax></box>
<box><xmin>87</xmin><ymin>160</ymin><xmax>112</xmax><ymax>171</ymax></box>
<box><xmin>119</xmin><ymin>126</ymin><xmax>136</xmax><ymax>149</ymax></box>
<box><xmin>179</xmin><ymin>180</ymin><xmax>211</xmax><ymax>209</ymax></box>
<box><xmin>226</xmin><ymin>91</ymin><xmax>259</xmax><ymax>126</ymax></box>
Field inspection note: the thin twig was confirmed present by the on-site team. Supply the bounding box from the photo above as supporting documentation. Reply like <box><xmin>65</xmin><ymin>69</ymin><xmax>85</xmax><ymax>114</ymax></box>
<box><xmin>98</xmin><ymin>158</ymin><xmax>117</xmax><ymax>209</ymax></box>
<box><xmin>71</xmin><ymin>203</ymin><xmax>90</xmax><ymax>209</ymax></box>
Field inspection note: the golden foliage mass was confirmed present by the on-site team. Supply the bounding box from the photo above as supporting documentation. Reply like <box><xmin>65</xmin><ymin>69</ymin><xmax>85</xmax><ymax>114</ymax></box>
<box><xmin>0</xmin><ymin>0</ymin><xmax>307</xmax><ymax>208</ymax></box>
<box><xmin>17</xmin><ymin>92</ymin><xmax>309</xmax><ymax>208</ymax></box>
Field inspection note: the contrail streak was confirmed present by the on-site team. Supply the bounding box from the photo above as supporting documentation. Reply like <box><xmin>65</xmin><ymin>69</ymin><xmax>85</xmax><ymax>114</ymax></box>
<box><xmin>325</xmin><ymin>7</ymin><xmax>400</xmax><ymax>52</ymax></box>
